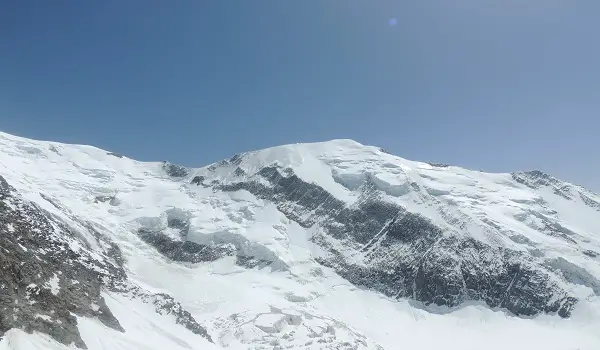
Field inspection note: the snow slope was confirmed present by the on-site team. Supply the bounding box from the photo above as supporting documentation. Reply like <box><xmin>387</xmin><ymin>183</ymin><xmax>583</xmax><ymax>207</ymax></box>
<box><xmin>1</xmin><ymin>131</ymin><xmax>599</xmax><ymax>349</ymax></box>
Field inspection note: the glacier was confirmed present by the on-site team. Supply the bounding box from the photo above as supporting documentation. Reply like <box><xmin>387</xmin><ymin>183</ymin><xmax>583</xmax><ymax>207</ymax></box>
<box><xmin>0</xmin><ymin>131</ymin><xmax>599</xmax><ymax>349</ymax></box>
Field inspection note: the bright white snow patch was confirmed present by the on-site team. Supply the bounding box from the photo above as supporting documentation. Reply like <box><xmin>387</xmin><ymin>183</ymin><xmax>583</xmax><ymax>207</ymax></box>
<box><xmin>35</xmin><ymin>314</ymin><xmax>52</xmax><ymax>322</ymax></box>
<box><xmin>44</xmin><ymin>274</ymin><xmax>60</xmax><ymax>296</ymax></box>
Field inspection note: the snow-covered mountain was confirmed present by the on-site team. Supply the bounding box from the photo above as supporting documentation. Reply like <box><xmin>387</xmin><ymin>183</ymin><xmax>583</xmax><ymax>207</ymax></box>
<box><xmin>1</xmin><ymin>131</ymin><xmax>599</xmax><ymax>350</ymax></box>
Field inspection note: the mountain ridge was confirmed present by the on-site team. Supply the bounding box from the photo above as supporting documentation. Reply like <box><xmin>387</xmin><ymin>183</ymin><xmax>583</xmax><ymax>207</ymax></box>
<box><xmin>5</xmin><ymin>130</ymin><xmax>592</xmax><ymax>192</ymax></box>
<box><xmin>1</xmin><ymin>130</ymin><xmax>599</xmax><ymax>350</ymax></box>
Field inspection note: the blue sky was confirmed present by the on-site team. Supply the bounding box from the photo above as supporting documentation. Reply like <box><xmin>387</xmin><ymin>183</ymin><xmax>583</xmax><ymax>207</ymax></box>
<box><xmin>1</xmin><ymin>1</ymin><xmax>599</xmax><ymax>190</ymax></box>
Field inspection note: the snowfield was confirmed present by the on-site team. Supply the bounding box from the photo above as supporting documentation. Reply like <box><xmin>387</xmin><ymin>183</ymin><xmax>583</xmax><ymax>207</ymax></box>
<box><xmin>0</xmin><ymin>131</ymin><xmax>599</xmax><ymax>349</ymax></box>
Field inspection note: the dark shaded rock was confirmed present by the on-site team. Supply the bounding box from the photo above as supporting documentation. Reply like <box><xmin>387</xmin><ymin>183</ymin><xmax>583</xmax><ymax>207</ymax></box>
<box><xmin>137</xmin><ymin>229</ymin><xmax>232</xmax><ymax>263</ymax></box>
<box><xmin>514</xmin><ymin>171</ymin><xmax>600</xmax><ymax>212</ymax></box>
<box><xmin>0</xmin><ymin>176</ymin><xmax>126</xmax><ymax>348</ymax></box>
<box><xmin>136</xmin><ymin>213</ymin><xmax>285</xmax><ymax>270</ymax></box>
<box><xmin>216</xmin><ymin>166</ymin><xmax>578</xmax><ymax>318</ymax></box>
<box><xmin>113</xmin><ymin>283</ymin><xmax>213</xmax><ymax>343</ymax></box>
<box><xmin>191</xmin><ymin>175</ymin><xmax>205</xmax><ymax>186</ymax></box>
<box><xmin>229</xmin><ymin>153</ymin><xmax>244</xmax><ymax>166</ymax></box>
<box><xmin>167</xmin><ymin>221</ymin><xmax>189</xmax><ymax>236</ymax></box>
<box><xmin>428</xmin><ymin>162</ymin><xmax>450</xmax><ymax>168</ymax></box>
<box><xmin>235</xmin><ymin>255</ymin><xmax>273</xmax><ymax>269</ymax></box>
<box><xmin>0</xmin><ymin>175</ymin><xmax>8</xmax><ymax>191</ymax></box>
<box><xmin>1</xmin><ymin>175</ymin><xmax>215</xmax><ymax>346</ymax></box>
<box><xmin>152</xmin><ymin>293</ymin><xmax>213</xmax><ymax>342</ymax></box>
<box><xmin>208</xmin><ymin>159</ymin><xmax>229</xmax><ymax>172</ymax></box>
<box><xmin>162</xmin><ymin>161</ymin><xmax>189</xmax><ymax>178</ymax></box>
<box><xmin>583</xmin><ymin>250</ymin><xmax>599</xmax><ymax>258</ymax></box>
<box><xmin>234</xmin><ymin>167</ymin><xmax>246</xmax><ymax>176</ymax></box>
<box><xmin>106</xmin><ymin>152</ymin><xmax>123</xmax><ymax>158</ymax></box>
<box><xmin>317</xmin><ymin>234</ymin><xmax>576</xmax><ymax>317</ymax></box>
<box><xmin>580</xmin><ymin>192</ymin><xmax>600</xmax><ymax>211</ymax></box>
<box><xmin>512</xmin><ymin>171</ymin><xmax>573</xmax><ymax>200</ymax></box>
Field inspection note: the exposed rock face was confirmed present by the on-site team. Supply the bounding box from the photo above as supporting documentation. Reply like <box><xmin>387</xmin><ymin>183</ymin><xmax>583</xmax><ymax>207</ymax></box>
<box><xmin>162</xmin><ymin>161</ymin><xmax>189</xmax><ymax>178</ymax></box>
<box><xmin>191</xmin><ymin>175</ymin><xmax>205</xmax><ymax>185</ymax></box>
<box><xmin>428</xmin><ymin>162</ymin><xmax>451</xmax><ymax>168</ymax></box>
<box><xmin>4</xmin><ymin>132</ymin><xmax>598</xmax><ymax>349</ymax></box>
<box><xmin>0</xmin><ymin>175</ymin><xmax>212</xmax><ymax>348</ymax></box>
<box><xmin>138</xmin><ymin>229</ymin><xmax>232</xmax><ymax>263</ymax></box>
<box><xmin>580</xmin><ymin>193</ymin><xmax>600</xmax><ymax>211</ymax></box>
<box><xmin>512</xmin><ymin>170</ymin><xmax>576</xmax><ymax>200</ymax></box>
<box><xmin>513</xmin><ymin>171</ymin><xmax>600</xmax><ymax>212</ymax></box>
<box><xmin>213</xmin><ymin>166</ymin><xmax>578</xmax><ymax>317</ymax></box>
<box><xmin>106</xmin><ymin>152</ymin><xmax>123</xmax><ymax>158</ymax></box>
<box><xmin>135</xmin><ymin>207</ymin><xmax>284</xmax><ymax>269</ymax></box>
<box><xmin>3</xmin><ymin>131</ymin><xmax>600</xmax><ymax>349</ymax></box>
<box><xmin>0</xmin><ymin>175</ymin><xmax>124</xmax><ymax>348</ymax></box>
<box><xmin>113</xmin><ymin>284</ymin><xmax>213</xmax><ymax>343</ymax></box>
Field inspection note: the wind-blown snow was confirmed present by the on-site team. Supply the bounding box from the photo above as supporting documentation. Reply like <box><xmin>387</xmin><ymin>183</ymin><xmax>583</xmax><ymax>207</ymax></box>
<box><xmin>1</xmin><ymin>131</ymin><xmax>599</xmax><ymax>349</ymax></box>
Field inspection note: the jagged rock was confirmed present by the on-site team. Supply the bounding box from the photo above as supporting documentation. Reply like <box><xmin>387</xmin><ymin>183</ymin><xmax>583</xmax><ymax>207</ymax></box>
<box><xmin>228</xmin><ymin>154</ymin><xmax>244</xmax><ymax>166</ymax></box>
<box><xmin>512</xmin><ymin>171</ymin><xmax>574</xmax><ymax>200</ymax></box>
<box><xmin>233</xmin><ymin>167</ymin><xmax>246</xmax><ymax>176</ymax></box>
<box><xmin>235</xmin><ymin>255</ymin><xmax>273</xmax><ymax>269</ymax></box>
<box><xmin>138</xmin><ymin>229</ymin><xmax>232</xmax><ymax>263</ymax></box>
<box><xmin>1</xmin><ymin>174</ymin><xmax>215</xmax><ymax>347</ymax></box>
<box><xmin>191</xmin><ymin>175</ymin><xmax>205</xmax><ymax>185</ymax></box>
<box><xmin>162</xmin><ymin>161</ymin><xmax>189</xmax><ymax>177</ymax></box>
<box><xmin>580</xmin><ymin>192</ymin><xmax>600</xmax><ymax>211</ymax></box>
<box><xmin>113</xmin><ymin>282</ymin><xmax>213</xmax><ymax>343</ymax></box>
<box><xmin>106</xmin><ymin>152</ymin><xmax>123</xmax><ymax>158</ymax></box>
<box><xmin>428</xmin><ymin>162</ymin><xmax>450</xmax><ymax>167</ymax></box>
<box><xmin>2</xmin><ymin>132</ymin><xmax>599</xmax><ymax>349</ymax></box>
<box><xmin>0</xmin><ymin>176</ymin><xmax>125</xmax><ymax>348</ymax></box>
<box><xmin>217</xmin><ymin>166</ymin><xmax>579</xmax><ymax>317</ymax></box>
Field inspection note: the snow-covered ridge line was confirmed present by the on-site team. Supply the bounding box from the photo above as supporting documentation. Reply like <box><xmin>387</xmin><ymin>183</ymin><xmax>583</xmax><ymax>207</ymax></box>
<box><xmin>1</xmin><ymin>130</ymin><xmax>600</xmax><ymax>350</ymax></box>
<box><xmin>1</xmin><ymin>130</ymin><xmax>597</xmax><ymax>199</ymax></box>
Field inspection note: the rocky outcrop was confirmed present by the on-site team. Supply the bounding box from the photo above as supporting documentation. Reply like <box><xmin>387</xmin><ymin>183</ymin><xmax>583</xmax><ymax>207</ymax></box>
<box><xmin>138</xmin><ymin>228</ymin><xmax>233</xmax><ymax>263</ymax></box>
<box><xmin>214</xmin><ymin>166</ymin><xmax>578</xmax><ymax>318</ymax></box>
<box><xmin>135</xmin><ymin>208</ymin><xmax>285</xmax><ymax>270</ymax></box>
<box><xmin>0</xmin><ymin>175</ymin><xmax>212</xmax><ymax>347</ymax></box>
<box><xmin>0</xmin><ymin>175</ymin><xmax>125</xmax><ymax>348</ymax></box>
<box><xmin>106</xmin><ymin>152</ymin><xmax>123</xmax><ymax>158</ymax></box>
<box><xmin>512</xmin><ymin>171</ymin><xmax>574</xmax><ymax>200</ymax></box>
<box><xmin>162</xmin><ymin>161</ymin><xmax>189</xmax><ymax>178</ymax></box>
<box><xmin>513</xmin><ymin>171</ymin><xmax>600</xmax><ymax>212</ymax></box>
<box><xmin>191</xmin><ymin>175</ymin><xmax>205</xmax><ymax>185</ymax></box>
<box><xmin>113</xmin><ymin>283</ymin><xmax>213</xmax><ymax>342</ymax></box>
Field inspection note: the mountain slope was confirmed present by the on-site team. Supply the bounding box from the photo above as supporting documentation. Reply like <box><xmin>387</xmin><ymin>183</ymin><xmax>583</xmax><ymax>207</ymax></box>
<box><xmin>0</xmin><ymin>131</ymin><xmax>599</xmax><ymax>350</ymax></box>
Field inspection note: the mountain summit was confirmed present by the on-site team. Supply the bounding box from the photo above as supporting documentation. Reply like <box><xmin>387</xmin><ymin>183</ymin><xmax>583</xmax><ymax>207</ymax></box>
<box><xmin>1</xmin><ymin>131</ymin><xmax>599</xmax><ymax>350</ymax></box>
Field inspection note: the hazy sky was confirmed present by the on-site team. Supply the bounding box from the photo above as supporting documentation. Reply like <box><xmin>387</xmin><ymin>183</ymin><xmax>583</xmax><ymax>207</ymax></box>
<box><xmin>1</xmin><ymin>1</ymin><xmax>599</xmax><ymax>190</ymax></box>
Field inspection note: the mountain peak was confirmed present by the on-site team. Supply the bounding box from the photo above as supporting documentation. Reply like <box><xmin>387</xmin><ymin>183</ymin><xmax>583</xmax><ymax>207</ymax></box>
<box><xmin>1</xmin><ymin>130</ymin><xmax>600</xmax><ymax>349</ymax></box>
